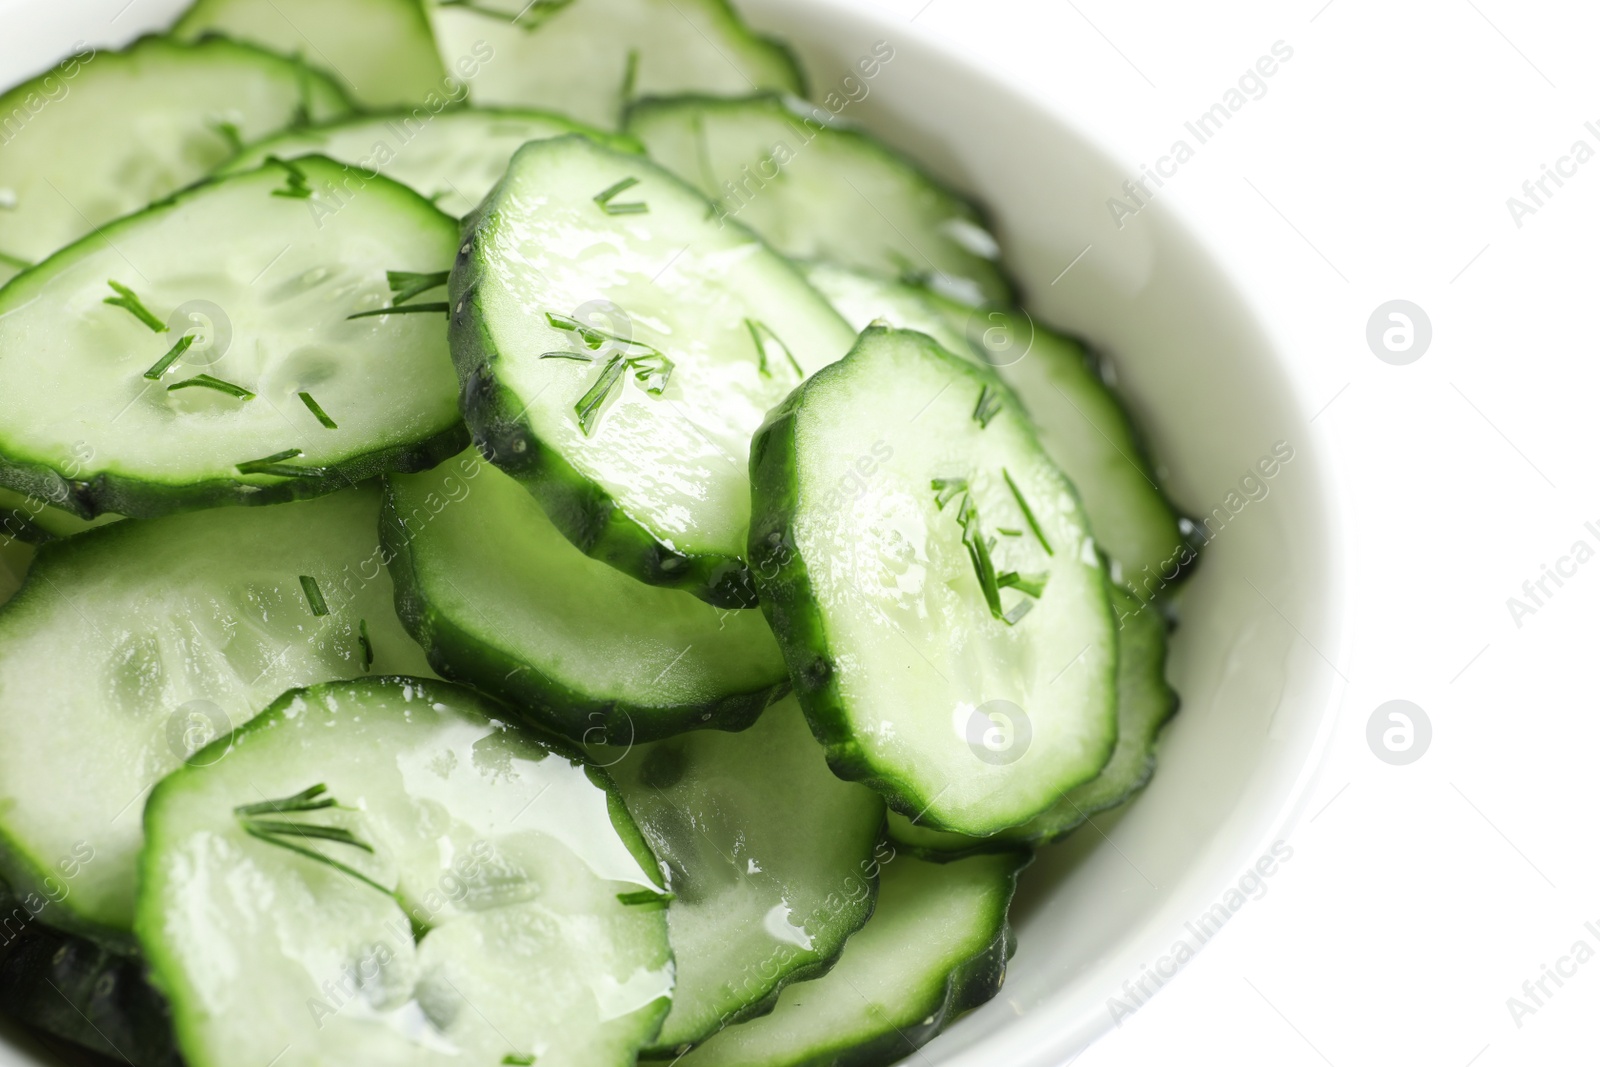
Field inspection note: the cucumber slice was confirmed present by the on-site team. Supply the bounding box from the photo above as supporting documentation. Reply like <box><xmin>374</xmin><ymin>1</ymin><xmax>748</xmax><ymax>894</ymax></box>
<box><xmin>173</xmin><ymin>0</ymin><xmax>447</xmax><ymax>109</ymax></box>
<box><xmin>890</xmin><ymin>587</ymin><xmax>1178</xmax><ymax>858</ymax></box>
<box><xmin>748</xmin><ymin>325</ymin><xmax>1118</xmax><ymax>836</ymax></box>
<box><xmin>0</xmin><ymin>488</ymin><xmax>120</xmax><ymax>545</ymax></box>
<box><xmin>593</xmin><ymin>694</ymin><xmax>885</xmax><ymax>1052</ymax></box>
<box><xmin>219</xmin><ymin>107</ymin><xmax>642</xmax><ymax>218</ymax></box>
<box><xmin>0</xmin><ymin>158</ymin><xmax>465</xmax><ymax>520</ymax></box>
<box><xmin>802</xmin><ymin>262</ymin><xmax>971</xmax><ymax>356</ymax></box>
<box><xmin>0</xmin><ymin>487</ymin><xmax>434</xmax><ymax>942</ymax></box>
<box><xmin>137</xmin><ymin>677</ymin><xmax>672</xmax><ymax>1067</ymax></box>
<box><xmin>429</xmin><ymin>0</ymin><xmax>803</xmax><ymax>131</ymax></box>
<box><xmin>0</xmin><ymin>901</ymin><xmax>179</xmax><ymax>1067</ymax></box>
<box><xmin>383</xmin><ymin>450</ymin><xmax>789</xmax><ymax>744</ymax></box>
<box><xmin>676</xmin><ymin>849</ymin><xmax>1028</xmax><ymax>1067</ymax></box>
<box><xmin>0</xmin><ymin>36</ymin><xmax>349</xmax><ymax>270</ymax></box>
<box><xmin>452</xmin><ymin>134</ymin><xmax>855</xmax><ymax>607</ymax></box>
<box><xmin>804</xmin><ymin>262</ymin><xmax>1195</xmax><ymax>589</ymax></box>
<box><xmin>626</xmin><ymin>94</ymin><xmax>1011</xmax><ymax>307</ymax></box>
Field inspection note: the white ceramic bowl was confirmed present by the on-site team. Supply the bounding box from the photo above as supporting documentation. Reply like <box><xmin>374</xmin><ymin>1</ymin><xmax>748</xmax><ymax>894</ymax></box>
<box><xmin>0</xmin><ymin>2</ymin><xmax>1348</xmax><ymax>1064</ymax></box>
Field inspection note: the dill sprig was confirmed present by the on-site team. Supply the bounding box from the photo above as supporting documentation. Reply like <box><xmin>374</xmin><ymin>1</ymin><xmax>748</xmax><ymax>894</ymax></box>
<box><xmin>386</xmin><ymin>270</ymin><xmax>451</xmax><ymax>306</ymax></box>
<box><xmin>973</xmin><ymin>384</ymin><xmax>1002</xmax><ymax>428</ymax></box>
<box><xmin>347</xmin><ymin>302</ymin><xmax>449</xmax><ymax>320</ymax></box>
<box><xmin>998</xmin><ymin>571</ymin><xmax>1050</xmax><ymax>598</ymax></box>
<box><xmin>167</xmin><ymin>374</ymin><xmax>254</xmax><ymax>400</ymax></box>
<box><xmin>345</xmin><ymin>267</ymin><xmax>455</xmax><ymax>320</ymax></box>
<box><xmin>298</xmin><ymin>391</ymin><xmax>338</xmax><ymax>429</ymax></box>
<box><xmin>142</xmin><ymin>334</ymin><xmax>196</xmax><ymax>380</ymax></box>
<box><xmin>1002</xmin><ymin>468</ymin><xmax>1053</xmax><ymax>556</ymax></box>
<box><xmin>745</xmin><ymin>319</ymin><xmax>803</xmax><ymax>378</ymax></box>
<box><xmin>571</xmin><ymin>351</ymin><xmax>675</xmax><ymax>435</ymax></box>
<box><xmin>245</xmin><ymin>820</ymin><xmax>365</xmax><ymax>846</ymax></box>
<box><xmin>575</xmin><ymin>355</ymin><xmax>628</xmax><ymax>436</ymax></box>
<box><xmin>931</xmin><ymin>477</ymin><xmax>968</xmax><ymax>511</ymax></box>
<box><xmin>298</xmin><ymin>575</ymin><xmax>330</xmax><ymax>616</ymax></box>
<box><xmin>955</xmin><ymin>493</ymin><xmax>1003</xmax><ymax>619</ymax></box>
<box><xmin>616</xmin><ymin>888</ymin><xmax>675</xmax><ymax>908</ymax></box>
<box><xmin>546</xmin><ymin>312</ymin><xmax>673</xmax><ymax>433</ymax></box>
<box><xmin>235</xmin><ymin>784</ymin><xmax>389</xmax><ymax>897</ymax></box>
<box><xmin>237</xmin><ymin>448</ymin><xmax>325</xmax><ymax>478</ymax></box>
<box><xmin>545</xmin><ymin>311</ymin><xmax>654</xmax><ymax>353</ymax></box>
<box><xmin>267</xmin><ymin>156</ymin><xmax>312</xmax><ymax>200</ymax></box>
<box><xmin>236</xmin><ymin>783</ymin><xmax>337</xmax><ymax>817</ymax></box>
<box><xmin>620</xmin><ymin>49</ymin><xmax>640</xmax><ymax>105</ymax></box>
<box><xmin>938</xmin><ymin>482</ymin><xmax>1041</xmax><ymax>627</ymax></box>
<box><xmin>210</xmin><ymin>119</ymin><xmax>243</xmax><ymax>155</ymax></box>
<box><xmin>593</xmin><ymin>176</ymin><xmax>648</xmax><ymax>216</ymax></box>
<box><xmin>626</xmin><ymin>352</ymin><xmax>673</xmax><ymax>396</ymax></box>
<box><xmin>104</xmin><ymin>281</ymin><xmax>166</xmax><ymax>333</ymax></box>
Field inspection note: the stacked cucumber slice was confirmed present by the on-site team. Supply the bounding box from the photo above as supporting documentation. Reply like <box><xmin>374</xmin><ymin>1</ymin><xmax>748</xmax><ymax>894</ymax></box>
<box><xmin>0</xmin><ymin>36</ymin><xmax>350</xmax><ymax>275</ymax></box>
<box><xmin>452</xmin><ymin>133</ymin><xmax>856</xmax><ymax>606</ymax></box>
<box><xmin>0</xmin><ymin>487</ymin><xmax>434</xmax><ymax>942</ymax></box>
<box><xmin>626</xmin><ymin>94</ymin><xmax>1011</xmax><ymax>306</ymax></box>
<box><xmin>748</xmin><ymin>326</ymin><xmax>1119</xmax><ymax>836</ymax></box>
<box><xmin>217</xmin><ymin>107</ymin><xmax>644</xmax><ymax>216</ymax></box>
<box><xmin>594</xmin><ymin>695</ymin><xmax>884</xmax><ymax>1051</ymax></box>
<box><xmin>428</xmin><ymin>0</ymin><xmax>804</xmax><ymax>130</ymax></box>
<box><xmin>173</xmin><ymin>0</ymin><xmax>448</xmax><ymax>108</ymax></box>
<box><xmin>677</xmin><ymin>850</ymin><xmax>1031</xmax><ymax>1067</ymax></box>
<box><xmin>140</xmin><ymin>678</ymin><xmax>675</xmax><ymax>1067</ymax></box>
<box><xmin>0</xmin><ymin>157</ymin><xmax>465</xmax><ymax>518</ymax></box>
<box><xmin>383</xmin><ymin>451</ymin><xmax>790</xmax><ymax>743</ymax></box>
<box><xmin>0</xmin><ymin>2</ymin><xmax>1197</xmax><ymax>1065</ymax></box>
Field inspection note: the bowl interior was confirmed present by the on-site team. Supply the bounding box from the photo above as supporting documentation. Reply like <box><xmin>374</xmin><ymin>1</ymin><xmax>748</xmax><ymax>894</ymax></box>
<box><xmin>0</xmin><ymin>2</ymin><xmax>1345</xmax><ymax>1065</ymax></box>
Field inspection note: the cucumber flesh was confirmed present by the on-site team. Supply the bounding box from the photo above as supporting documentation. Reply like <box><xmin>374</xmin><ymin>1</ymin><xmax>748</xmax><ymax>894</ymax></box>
<box><xmin>0</xmin><ymin>487</ymin><xmax>434</xmax><ymax>941</ymax></box>
<box><xmin>384</xmin><ymin>450</ymin><xmax>789</xmax><ymax>744</ymax></box>
<box><xmin>430</xmin><ymin>0</ymin><xmax>803</xmax><ymax>131</ymax></box>
<box><xmin>0</xmin><ymin>37</ymin><xmax>349</xmax><ymax>269</ymax></box>
<box><xmin>137</xmin><ymin>677</ymin><xmax>672</xmax><ymax>1067</ymax></box>
<box><xmin>173</xmin><ymin>0</ymin><xmax>447</xmax><ymax>109</ymax></box>
<box><xmin>0</xmin><ymin>158</ymin><xmax>464</xmax><ymax>519</ymax></box>
<box><xmin>677</xmin><ymin>849</ymin><xmax>1028</xmax><ymax>1067</ymax></box>
<box><xmin>627</xmin><ymin>94</ymin><xmax>1010</xmax><ymax>306</ymax></box>
<box><xmin>748</xmin><ymin>326</ymin><xmax>1118</xmax><ymax>835</ymax></box>
<box><xmin>804</xmin><ymin>262</ymin><xmax>1195</xmax><ymax>589</ymax></box>
<box><xmin>593</xmin><ymin>695</ymin><xmax>885</xmax><ymax>1051</ymax></box>
<box><xmin>220</xmin><ymin>108</ymin><xmax>642</xmax><ymax>218</ymax></box>
<box><xmin>801</xmin><ymin>262</ymin><xmax>972</xmax><ymax>357</ymax></box>
<box><xmin>891</xmin><ymin>587</ymin><xmax>1178</xmax><ymax>857</ymax></box>
<box><xmin>452</xmin><ymin>134</ymin><xmax>855</xmax><ymax>606</ymax></box>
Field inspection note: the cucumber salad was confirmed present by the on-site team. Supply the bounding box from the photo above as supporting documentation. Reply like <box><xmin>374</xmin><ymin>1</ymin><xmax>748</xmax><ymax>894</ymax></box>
<box><xmin>0</xmin><ymin>2</ymin><xmax>1198</xmax><ymax>1065</ymax></box>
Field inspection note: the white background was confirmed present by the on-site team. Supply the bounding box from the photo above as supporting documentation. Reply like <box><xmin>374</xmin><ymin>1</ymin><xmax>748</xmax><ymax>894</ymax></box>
<box><xmin>852</xmin><ymin>0</ymin><xmax>1600</xmax><ymax>1064</ymax></box>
